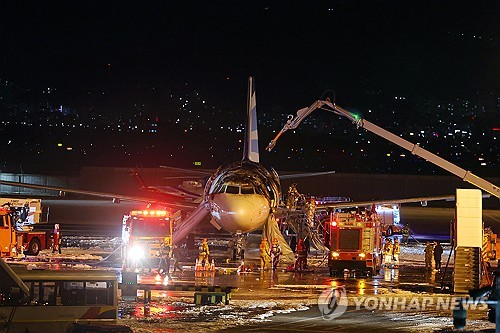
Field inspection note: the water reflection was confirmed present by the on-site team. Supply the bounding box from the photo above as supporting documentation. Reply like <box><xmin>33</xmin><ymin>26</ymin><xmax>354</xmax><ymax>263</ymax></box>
<box><xmin>383</xmin><ymin>268</ymin><xmax>399</xmax><ymax>283</ymax></box>
<box><xmin>194</xmin><ymin>270</ymin><xmax>215</xmax><ymax>286</ymax></box>
<box><xmin>424</xmin><ymin>269</ymin><xmax>436</xmax><ymax>284</ymax></box>
<box><xmin>357</xmin><ymin>279</ymin><xmax>366</xmax><ymax>295</ymax></box>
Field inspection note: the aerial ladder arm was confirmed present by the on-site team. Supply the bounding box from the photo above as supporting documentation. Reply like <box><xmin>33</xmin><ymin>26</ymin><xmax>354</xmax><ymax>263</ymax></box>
<box><xmin>266</xmin><ymin>100</ymin><xmax>500</xmax><ymax>199</ymax></box>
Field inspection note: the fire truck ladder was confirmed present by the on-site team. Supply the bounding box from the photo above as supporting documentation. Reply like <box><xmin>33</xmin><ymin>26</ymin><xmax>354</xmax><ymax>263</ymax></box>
<box><xmin>267</xmin><ymin>99</ymin><xmax>500</xmax><ymax>199</ymax></box>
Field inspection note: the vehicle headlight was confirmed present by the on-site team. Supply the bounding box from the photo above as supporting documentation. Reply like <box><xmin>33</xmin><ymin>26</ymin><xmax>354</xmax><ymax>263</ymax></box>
<box><xmin>128</xmin><ymin>246</ymin><xmax>145</xmax><ymax>261</ymax></box>
<box><xmin>331</xmin><ymin>251</ymin><xmax>340</xmax><ymax>258</ymax></box>
<box><xmin>358</xmin><ymin>253</ymin><xmax>366</xmax><ymax>258</ymax></box>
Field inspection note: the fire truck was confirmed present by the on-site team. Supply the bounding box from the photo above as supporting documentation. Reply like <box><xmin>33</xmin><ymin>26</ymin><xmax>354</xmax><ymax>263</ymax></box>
<box><xmin>375</xmin><ymin>204</ymin><xmax>403</xmax><ymax>236</ymax></box>
<box><xmin>483</xmin><ymin>227</ymin><xmax>500</xmax><ymax>271</ymax></box>
<box><xmin>0</xmin><ymin>198</ymin><xmax>51</xmax><ymax>257</ymax></box>
<box><xmin>121</xmin><ymin>209</ymin><xmax>176</xmax><ymax>271</ymax></box>
<box><xmin>324</xmin><ymin>209</ymin><xmax>382</xmax><ymax>277</ymax></box>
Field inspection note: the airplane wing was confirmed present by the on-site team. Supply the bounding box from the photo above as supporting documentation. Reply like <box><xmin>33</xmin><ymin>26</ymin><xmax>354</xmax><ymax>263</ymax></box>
<box><xmin>314</xmin><ymin>193</ymin><xmax>491</xmax><ymax>210</ymax></box>
<box><xmin>159</xmin><ymin>165</ymin><xmax>336</xmax><ymax>181</ymax></box>
<box><xmin>159</xmin><ymin>165</ymin><xmax>213</xmax><ymax>176</ymax></box>
<box><xmin>130</xmin><ymin>168</ymin><xmax>202</xmax><ymax>201</ymax></box>
<box><xmin>134</xmin><ymin>185</ymin><xmax>200</xmax><ymax>200</ymax></box>
<box><xmin>0</xmin><ymin>179</ymin><xmax>199</xmax><ymax>210</ymax></box>
<box><xmin>278</xmin><ymin>170</ymin><xmax>336</xmax><ymax>180</ymax></box>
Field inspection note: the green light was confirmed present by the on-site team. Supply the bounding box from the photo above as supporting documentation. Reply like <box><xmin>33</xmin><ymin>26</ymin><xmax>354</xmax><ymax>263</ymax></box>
<box><xmin>57</xmin><ymin>143</ymin><xmax>63</xmax><ymax>147</ymax></box>
<box><xmin>193</xmin><ymin>161</ymin><xmax>202</xmax><ymax>166</ymax></box>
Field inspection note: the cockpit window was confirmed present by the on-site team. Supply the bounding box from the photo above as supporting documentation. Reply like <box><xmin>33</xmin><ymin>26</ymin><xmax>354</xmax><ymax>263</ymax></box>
<box><xmin>225</xmin><ymin>185</ymin><xmax>240</xmax><ymax>194</ymax></box>
<box><xmin>215</xmin><ymin>184</ymin><xmax>226</xmax><ymax>194</ymax></box>
<box><xmin>240</xmin><ymin>186</ymin><xmax>254</xmax><ymax>194</ymax></box>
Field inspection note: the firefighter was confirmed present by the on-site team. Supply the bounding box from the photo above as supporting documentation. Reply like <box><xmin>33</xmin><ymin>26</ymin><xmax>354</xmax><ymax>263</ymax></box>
<box><xmin>171</xmin><ymin>244</ymin><xmax>183</xmax><ymax>273</ymax></box>
<box><xmin>295</xmin><ymin>237</ymin><xmax>307</xmax><ymax>271</ymax></box>
<box><xmin>434</xmin><ymin>241</ymin><xmax>443</xmax><ymax>271</ymax></box>
<box><xmin>392</xmin><ymin>238</ymin><xmax>401</xmax><ymax>268</ymax></box>
<box><xmin>199</xmin><ymin>238</ymin><xmax>210</xmax><ymax>269</ymax></box>
<box><xmin>305</xmin><ymin>197</ymin><xmax>316</xmax><ymax>227</ymax></box>
<box><xmin>401</xmin><ymin>224</ymin><xmax>411</xmax><ymax>245</ymax></box>
<box><xmin>424</xmin><ymin>241</ymin><xmax>434</xmax><ymax>271</ymax></box>
<box><xmin>260</xmin><ymin>237</ymin><xmax>271</xmax><ymax>270</ymax></box>
<box><xmin>158</xmin><ymin>237</ymin><xmax>171</xmax><ymax>275</ymax></box>
<box><xmin>383</xmin><ymin>238</ymin><xmax>393</xmax><ymax>267</ymax></box>
<box><xmin>270</xmin><ymin>237</ymin><xmax>282</xmax><ymax>270</ymax></box>
<box><xmin>286</xmin><ymin>183</ymin><xmax>300</xmax><ymax>209</ymax></box>
<box><xmin>52</xmin><ymin>224</ymin><xmax>62</xmax><ymax>254</ymax></box>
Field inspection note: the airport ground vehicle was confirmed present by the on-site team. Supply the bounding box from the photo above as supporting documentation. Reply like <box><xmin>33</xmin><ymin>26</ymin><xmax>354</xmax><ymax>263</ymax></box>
<box><xmin>375</xmin><ymin>204</ymin><xmax>402</xmax><ymax>236</ymax></box>
<box><xmin>0</xmin><ymin>198</ymin><xmax>51</xmax><ymax>256</ymax></box>
<box><xmin>325</xmin><ymin>210</ymin><xmax>382</xmax><ymax>276</ymax></box>
<box><xmin>121</xmin><ymin>209</ymin><xmax>175</xmax><ymax>271</ymax></box>
<box><xmin>483</xmin><ymin>227</ymin><xmax>500</xmax><ymax>271</ymax></box>
<box><xmin>0</xmin><ymin>264</ymin><xmax>120</xmax><ymax>333</ymax></box>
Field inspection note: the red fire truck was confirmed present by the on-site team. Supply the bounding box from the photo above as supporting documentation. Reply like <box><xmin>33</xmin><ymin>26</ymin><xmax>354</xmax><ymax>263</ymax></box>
<box><xmin>0</xmin><ymin>198</ymin><xmax>51</xmax><ymax>256</ymax></box>
<box><xmin>324</xmin><ymin>210</ymin><xmax>382</xmax><ymax>277</ymax></box>
<box><xmin>121</xmin><ymin>209</ymin><xmax>175</xmax><ymax>271</ymax></box>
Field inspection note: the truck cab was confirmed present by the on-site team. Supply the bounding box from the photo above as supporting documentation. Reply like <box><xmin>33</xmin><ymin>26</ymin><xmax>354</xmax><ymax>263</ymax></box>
<box><xmin>122</xmin><ymin>209</ymin><xmax>174</xmax><ymax>271</ymax></box>
<box><xmin>325</xmin><ymin>210</ymin><xmax>382</xmax><ymax>277</ymax></box>
<box><xmin>0</xmin><ymin>199</ymin><xmax>50</xmax><ymax>257</ymax></box>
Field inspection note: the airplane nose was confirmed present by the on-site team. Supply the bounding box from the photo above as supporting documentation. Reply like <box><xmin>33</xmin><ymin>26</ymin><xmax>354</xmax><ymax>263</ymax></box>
<box><xmin>231</xmin><ymin>198</ymin><xmax>256</xmax><ymax>222</ymax></box>
<box><xmin>210</xmin><ymin>195</ymin><xmax>269</xmax><ymax>233</ymax></box>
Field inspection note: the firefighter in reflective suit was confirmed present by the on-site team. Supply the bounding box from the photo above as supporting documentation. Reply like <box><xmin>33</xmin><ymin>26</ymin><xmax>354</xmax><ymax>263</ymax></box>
<box><xmin>260</xmin><ymin>237</ymin><xmax>271</xmax><ymax>270</ymax></box>
<box><xmin>270</xmin><ymin>238</ymin><xmax>282</xmax><ymax>270</ymax></box>
<box><xmin>383</xmin><ymin>238</ymin><xmax>393</xmax><ymax>267</ymax></box>
<box><xmin>158</xmin><ymin>237</ymin><xmax>171</xmax><ymax>275</ymax></box>
<box><xmin>199</xmin><ymin>238</ymin><xmax>210</xmax><ymax>269</ymax></box>
<box><xmin>295</xmin><ymin>237</ymin><xmax>307</xmax><ymax>271</ymax></box>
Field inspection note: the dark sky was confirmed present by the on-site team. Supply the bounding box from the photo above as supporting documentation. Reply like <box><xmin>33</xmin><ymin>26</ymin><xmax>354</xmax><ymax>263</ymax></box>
<box><xmin>1</xmin><ymin>1</ymin><xmax>500</xmax><ymax>113</ymax></box>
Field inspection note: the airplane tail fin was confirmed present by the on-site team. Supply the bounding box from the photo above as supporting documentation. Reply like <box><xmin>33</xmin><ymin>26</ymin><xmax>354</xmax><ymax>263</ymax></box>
<box><xmin>242</xmin><ymin>76</ymin><xmax>259</xmax><ymax>163</ymax></box>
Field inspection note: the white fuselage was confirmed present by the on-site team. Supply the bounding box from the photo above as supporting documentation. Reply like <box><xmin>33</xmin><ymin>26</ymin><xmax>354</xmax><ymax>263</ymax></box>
<box><xmin>209</xmin><ymin>192</ymin><xmax>270</xmax><ymax>233</ymax></box>
<box><xmin>204</xmin><ymin>160</ymin><xmax>281</xmax><ymax>234</ymax></box>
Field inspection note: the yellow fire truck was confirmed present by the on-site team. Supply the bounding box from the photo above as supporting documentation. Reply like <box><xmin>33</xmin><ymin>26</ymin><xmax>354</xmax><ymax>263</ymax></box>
<box><xmin>0</xmin><ymin>198</ymin><xmax>50</xmax><ymax>256</ymax></box>
<box><xmin>121</xmin><ymin>209</ymin><xmax>174</xmax><ymax>271</ymax></box>
<box><xmin>325</xmin><ymin>210</ymin><xmax>382</xmax><ymax>277</ymax></box>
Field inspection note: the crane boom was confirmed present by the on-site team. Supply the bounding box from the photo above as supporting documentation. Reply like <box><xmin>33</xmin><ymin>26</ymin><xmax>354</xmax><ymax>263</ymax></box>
<box><xmin>266</xmin><ymin>100</ymin><xmax>500</xmax><ymax>199</ymax></box>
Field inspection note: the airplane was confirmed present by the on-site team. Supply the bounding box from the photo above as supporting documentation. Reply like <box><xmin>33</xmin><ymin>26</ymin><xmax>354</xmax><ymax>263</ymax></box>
<box><xmin>0</xmin><ymin>77</ymin><xmax>471</xmax><ymax>259</ymax></box>
<box><xmin>0</xmin><ymin>77</ymin><xmax>334</xmax><ymax>260</ymax></box>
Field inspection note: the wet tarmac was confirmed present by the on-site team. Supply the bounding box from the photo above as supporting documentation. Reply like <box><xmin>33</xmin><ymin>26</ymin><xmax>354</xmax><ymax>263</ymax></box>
<box><xmin>8</xmin><ymin>199</ymin><xmax>500</xmax><ymax>332</ymax></box>
<box><xmin>116</xmin><ymin>261</ymin><xmax>494</xmax><ymax>333</ymax></box>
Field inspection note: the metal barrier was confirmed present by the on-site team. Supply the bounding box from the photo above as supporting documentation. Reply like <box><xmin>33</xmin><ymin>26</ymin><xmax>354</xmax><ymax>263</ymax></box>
<box><xmin>453</xmin><ymin>274</ymin><xmax>500</xmax><ymax>332</ymax></box>
<box><xmin>120</xmin><ymin>272</ymin><xmax>237</xmax><ymax>315</ymax></box>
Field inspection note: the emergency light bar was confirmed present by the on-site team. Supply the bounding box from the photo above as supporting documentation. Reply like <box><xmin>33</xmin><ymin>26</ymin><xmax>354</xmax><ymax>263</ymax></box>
<box><xmin>130</xmin><ymin>210</ymin><xmax>169</xmax><ymax>217</ymax></box>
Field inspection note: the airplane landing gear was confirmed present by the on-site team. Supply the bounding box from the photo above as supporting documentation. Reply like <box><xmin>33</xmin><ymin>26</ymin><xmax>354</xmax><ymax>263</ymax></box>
<box><xmin>229</xmin><ymin>231</ymin><xmax>246</xmax><ymax>261</ymax></box>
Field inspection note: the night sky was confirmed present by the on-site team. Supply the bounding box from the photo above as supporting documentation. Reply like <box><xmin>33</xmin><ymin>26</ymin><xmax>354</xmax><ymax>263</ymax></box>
<box><xmin>2</xmin><ymin>1</ymin><xmax>499</xmax><ymax>108</ymax></box>
<box><xmin>1</xmin><ymin>1</ymin><xmax>499</xmax><ymax>174</ymax></box>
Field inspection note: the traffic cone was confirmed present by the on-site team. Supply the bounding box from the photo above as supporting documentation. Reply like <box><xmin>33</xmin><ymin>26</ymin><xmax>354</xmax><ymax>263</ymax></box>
<box><xmin>195</xmin><ymin>258</ymin><xmax>202</xmax><ymax>271</ymax></box>
<box><xmin>210</xmin><ymin>259</ymin><xmax>215</xmax><ymax>271</ymax></box>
